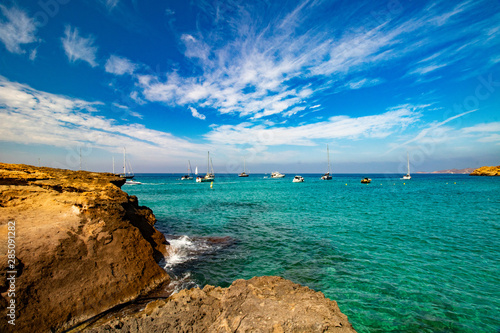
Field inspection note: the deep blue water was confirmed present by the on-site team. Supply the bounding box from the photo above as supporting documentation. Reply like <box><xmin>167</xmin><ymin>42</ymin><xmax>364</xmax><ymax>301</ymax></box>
<box><xmin>123</xmin><ymin>173</ymin><xmax>500</xmax><ymax>333</ymax></box>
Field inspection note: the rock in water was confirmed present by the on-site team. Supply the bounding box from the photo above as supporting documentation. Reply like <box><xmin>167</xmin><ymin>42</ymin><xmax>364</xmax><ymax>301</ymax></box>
<box><xmin>0</xmin><ymin>163</ymin><xmax>169</xmax><ymax>333</ymax></box>
<box><xmin>86</xmin><ymin>276</ymin><xmax>357</xmax><ymax>333</ymax></box>
<box><xmin>470</xmin><ymin>165</ymin><xmax>500</xmax><ymax>176</ymax></box>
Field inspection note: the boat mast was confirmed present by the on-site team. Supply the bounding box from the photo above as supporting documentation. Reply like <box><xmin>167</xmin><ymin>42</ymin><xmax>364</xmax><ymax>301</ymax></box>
<box><xmin>123</xmin><ymin>147</ymin><xmax>126</xmax><ymax>175</ymax></box>
<box><xmin>207</xmin><ymin>151</ymin><xmax>210</xmax><ymax>176</ymax></box>
<box><xmin>188</xmin><ymin>160</ymin><xmax>192</xmax><ymax>175</ymax></box>
<box><xmin>327</xmin><ymin>144</ymin><xmax>331</xmax><ymax>174</ymax></box>
<box><xmin>407</xmin><ymin>151</ymin><xmax>410</xmax><ymax>176</ymax></box>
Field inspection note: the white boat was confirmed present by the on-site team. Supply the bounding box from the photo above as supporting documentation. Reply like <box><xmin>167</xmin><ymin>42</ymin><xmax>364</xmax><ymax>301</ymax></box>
<box><xmin>320</xmin><ymin>144</ymin><xmax>332</xmax><ymax>180</ymax></box>
<box><xmin>181</xmin><ymin>160</ymin><xmax>193</xmax><ymax>180</ymax></box>
<box><xmin>196</xmin><ymin>151</ymin><xmax>215</xmax><ymax>182</ymax></box>
<box><xmin>402</xmin><ymin>151</ymin><xmax>411</xmax><ymax>180</ymax></box>
<box><xmin>118</xmin><ymin>147</ymin><xmax>135</xmax><ymax>179</ymax></box>
<box><xmin>239</xmin><ymin>158</ymin><xmax>249</xmax><ymax>177</ymax></box>
<box><xmin>293</xmin><ymin>175</ymin><xmax>304</xmax><ymax>183</ymax></box>
<box><xmin>270</xmin><ymin>171</ymin><xmax>285</xmax><ymax>178</ymax></box>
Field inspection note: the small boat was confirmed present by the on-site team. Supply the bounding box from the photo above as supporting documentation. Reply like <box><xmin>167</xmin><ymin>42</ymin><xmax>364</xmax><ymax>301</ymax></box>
<box><xmin>270</xmin><ymin>171</ymin><xmax>285</xmax><ymax>178</ymax></box>
<box><xmin>402</xmin><ymin>151</ymin><xmax>411</xmax><ymax>180</ymax></box>
<box><xmin>125</xmin><ymin>180</ymin><xmax>142</xmax><ymax>185</ymax></box>
<box><xmin>181</xmin><ymin>160</ymin><xmax>194</xmax><ymax>180</ymax></box>
<box><xmin>196</xmin><ymin>151</ymin><xmax>215</xmax><ymax>182</ymax></box>
<box><xmin>361</xmin><ymin>177</ymin><xmax>371</xmax><ymax>184</ymax></box>
<box><xmin>119</xmin><ymin>147</ymin><xmax>135</xmax><ymax>179</ymax></box>
<box><xmin>293</xmin><ymin>175</ymin><xmax>304</xmax><ymax>183</ymax></box>
<box><xmin>239</xmin><ymin>158</ymin><xmax>249</xmax><ymax>177</ymax></box>
<box><xmin>321</xmin><ymin>144</ymin><xmax>332</xmax><ymax>180</ymax></box>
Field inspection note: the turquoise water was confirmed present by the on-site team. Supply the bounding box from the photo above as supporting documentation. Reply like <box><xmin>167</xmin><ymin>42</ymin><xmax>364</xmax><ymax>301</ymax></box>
<box><xmin>124</xmin><ymin>174</ymin><xmax>500</xmax><ymax>333</ymax></box>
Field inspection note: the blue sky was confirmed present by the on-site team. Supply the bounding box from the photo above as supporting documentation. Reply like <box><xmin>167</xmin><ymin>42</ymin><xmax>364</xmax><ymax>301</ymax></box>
<box><xmin>0</xmin><ymin>0</ymin><xmax>499</xmax><ymax>173</ymax></box>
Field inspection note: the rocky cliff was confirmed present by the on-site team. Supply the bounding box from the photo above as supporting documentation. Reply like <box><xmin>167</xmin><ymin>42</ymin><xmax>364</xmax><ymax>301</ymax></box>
<box><xmin>86</xmin><ymin>276</ymin><xmax>356</xmax><ymax>333</ymax></box>
<box><xmin>470</xmin><ymin>165</ymin><xmax>500</xmax><ymax>176</ymax></box>
<box><xmin>0</xmin><ymin>163</ymin><xmax>169</xmax><ymax>332</ymax></box>
<box><xmin>0</xmin><ymin>163</ymin><xmax>356</xmax><ymax>333</ymax></box>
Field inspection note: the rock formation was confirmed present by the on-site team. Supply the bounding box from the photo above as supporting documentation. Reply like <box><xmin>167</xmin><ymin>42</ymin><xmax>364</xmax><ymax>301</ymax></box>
<box><xmin>0</xmin><ymin>163</ymin><xmax>356</xmax><ymax>332</ymax></box>
<box><xmin>86</xmin><ymin>276</ymin><xmax>356</xmax><ymax>333</ymax></box>
<box><xmin>470</xmin><ymin>165</ymin><xmax>500</xmax><ymax>176</ymax></box>
<box><xmin>0</xmin><ymin>163</ymin><xmax>169</xmax><ymax>333</ymax></box>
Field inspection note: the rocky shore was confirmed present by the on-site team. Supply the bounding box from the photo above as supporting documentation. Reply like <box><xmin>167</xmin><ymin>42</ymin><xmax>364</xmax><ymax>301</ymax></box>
<box><xmin>0</xmin><ymin>163</ymin><xmax>356</xmax><ymax>332</ymax></box>
<box><xmin>470</xmin><ymin>165</ymin><xmax>500</xmax><ymax>176</ymax></box>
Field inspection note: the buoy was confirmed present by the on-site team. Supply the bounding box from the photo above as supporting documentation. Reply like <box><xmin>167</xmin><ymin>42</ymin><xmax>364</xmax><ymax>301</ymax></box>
<box><xmin>403</xmin><ymin>183</ymin><xmax>405</xmax><ymax>185</ymax></box>
<box><xmin>454</xmin><ymin>182</ymin><xmax>456</xmax><ymax>184</ymax></box>
<box><xmin>210</xmin><ymin>182</ymin><xmax>213</xmax><ymax>189</ymax></box>
<box><xmin>345</xmin><ymin>183</ymin><xmax>347</xmax><ymax>185</ymax></box>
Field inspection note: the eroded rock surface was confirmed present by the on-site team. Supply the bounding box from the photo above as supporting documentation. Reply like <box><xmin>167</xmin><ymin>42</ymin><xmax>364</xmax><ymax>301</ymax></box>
<box><xmin>87</xmin><ymin>276</ymin><xmax>356</xmax><ymax>333</ymax></box>
<box><xmin>0</xmin><ymin>163</ymin><xmax>169</xmax><ymax>333</ymax></box>
<box><xmin>470</xmin><ymin>165</ymin><xmax>500</xmax><ymax>176</ymax></box>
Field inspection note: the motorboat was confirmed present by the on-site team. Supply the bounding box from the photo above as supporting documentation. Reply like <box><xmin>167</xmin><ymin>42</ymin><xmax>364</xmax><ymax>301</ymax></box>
<box><xmin>361</xmin><ymin>177</ymin><xmax>371</xmax><ymax>184</ymax></box>
<box><xmin>270</xmin><ymin>171</ymin><xmax>285</xmax><ymax>178</ymax></box>
<box><xmin>293</xmin><ymin>175</ymin><xmax>304</xmax><ymax>183</ymax></box>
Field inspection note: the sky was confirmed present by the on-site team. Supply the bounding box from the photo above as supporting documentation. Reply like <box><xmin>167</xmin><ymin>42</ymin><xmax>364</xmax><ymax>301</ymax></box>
<box><xmin>0</xmin><ymin>0</ymin><xmax>499</xmax><ymax>174</ymax></box>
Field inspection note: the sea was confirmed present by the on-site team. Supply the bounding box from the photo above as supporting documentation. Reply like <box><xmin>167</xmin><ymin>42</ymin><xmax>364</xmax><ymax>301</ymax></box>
<box><xmin>123</xmin><ymin>173</ymin><xmax>499</xmax><ymax>333</ymax></box>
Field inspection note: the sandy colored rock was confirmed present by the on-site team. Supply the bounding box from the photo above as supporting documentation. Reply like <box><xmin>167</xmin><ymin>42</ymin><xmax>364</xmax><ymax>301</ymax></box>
<box><xmin>87</xmin><ymin>276</ymin><xmax>356</xmax><ymax>333</ymax></box>
<box><xmin>0</xmin><ymin>163</ymin><xmax>169</xmax><ymax>333</ymax></box>
<box><xmin>470</xmin><ymin>165</ymin><xmax>500</xmax><ymax>176</ymax></box>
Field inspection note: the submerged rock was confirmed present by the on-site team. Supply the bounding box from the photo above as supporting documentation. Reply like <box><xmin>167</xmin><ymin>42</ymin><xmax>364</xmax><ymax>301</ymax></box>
<box><xmin>470</xmin><ymin>165</ymin><xmax>500</xmax><ymax>176</ymax></box>
<box><xmin>0</xmin><ymin>163</ymin><xmax>169</xmax><ymax>333</ymax></box>
<box><xmin>87</xmin><ymin>276</ymin><xmax>356</xmax><ymax>333</ymax></box>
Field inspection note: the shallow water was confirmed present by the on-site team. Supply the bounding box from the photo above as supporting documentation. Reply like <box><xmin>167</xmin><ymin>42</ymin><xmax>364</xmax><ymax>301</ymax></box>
<box><xmin>124</xmin><ymin>173</ymin><xmax>500</xmax><ymax>333</ymax></box>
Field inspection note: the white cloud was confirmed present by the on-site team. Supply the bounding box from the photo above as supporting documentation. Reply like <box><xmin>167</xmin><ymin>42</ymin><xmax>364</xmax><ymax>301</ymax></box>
<box><xmin>102</xmin><ymin>0</ymin><xmax>119</xmax><ymax>10</ymax></box>
<box><xmin>105</xmin><ymin>55</ymin><xmax>137</xmax><ymax>75</ymax></box>
<box><xmin>462</xmin><ymin>122</ymin><xmax>500</xmax><ymax>133</ymax></box>
<box><xmin>206</xmin><ymin>105</ymin><xmax>422</xmax><ymax>146</ymax></box>
<box><xmin>0</xmin><ymin>5</ymin><xmax>38</xmax><ymax>54</ymax></box>
<box><xmin>29</xmin><ymin>48</ymin><xmax>37</xmax><ymax>61</ymax></box>
<box><xmin>189</xmin><ymin>106</ymin><xmax>206</xmax><ymax>120</ymax></box>
<box><xmin>0</xmin><ymin>76</ymin><xmax>203</xmax><ymax>162</ymax></box>
<box><xmin>61</xmin><ymin>26</ymin><xmax>98</xmax><ymax>67</ymax></box>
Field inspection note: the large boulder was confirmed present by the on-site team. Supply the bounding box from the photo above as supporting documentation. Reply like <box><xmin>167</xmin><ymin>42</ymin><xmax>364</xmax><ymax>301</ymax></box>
<box><xmin>87</xmin><ymin>276</ymin><xmax>357</xmax><ymax>333</ymax></box>
<box><xmin>0</xmin><ymin>163</ymin><xmax>169</xmax><ymax>332</ymax></box>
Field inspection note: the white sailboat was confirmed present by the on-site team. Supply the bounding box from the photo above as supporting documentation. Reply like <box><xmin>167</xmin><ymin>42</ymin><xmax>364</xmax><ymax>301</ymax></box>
<box><xmin>320</xmin><ymin>144</ymin><xmax>332</xmax><ymax>180</ymax></box>
<box><xmin>196</xmin><ymin>151</ymin><xmax>215</xmax><ymax>182</ymax></box>
<box><xmin>181</xmin><ymin>160</ymin><xmax>193</xmax><ymax>180</ymax></box>
<box><xmin>402</xmin><ymin>151</ymin><xmax>411</xmax><ymax>180</ymax></box>
<box><xmin>119</xmin><ymin>147</ymin><xmax>135</xmax><ymax>179</ymax></box>
<box><xmin>239</xmin><ymin>157</ymin><xmax>249</xmax><ymax>177</ymax></box>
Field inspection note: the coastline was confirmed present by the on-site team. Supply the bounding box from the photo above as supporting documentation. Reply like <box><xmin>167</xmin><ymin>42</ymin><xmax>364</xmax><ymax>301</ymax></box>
<box><xmin>0</xmin><ymin>163</ymin><xmax>356</xmax><ymax>332</ymax></box>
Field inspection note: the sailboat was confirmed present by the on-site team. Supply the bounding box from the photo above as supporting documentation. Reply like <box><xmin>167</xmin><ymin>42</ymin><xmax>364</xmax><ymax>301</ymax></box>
<box><xmin>402</xmin><ymin>151</ymin><xmax>411</xmax><ymax>180</ymax></box>
<box><xmin>119</xmin><ymin>147</ymin><xmax>135</xmax><ymax>179</ymax></box>
<box><xmin>196</xmin><ymin>151</ymin><xmax>215</xmax><ymax>182</ymax></box>
<box><xmin>320</xmin><ymin>144</ymin><xmax>332</xmax><ymax>180</ymax></box>
<box><xmin>239</xmin><ymin>158</ymin><xmax>249</xmax><ymax>177</ymax></box>
<box><xmin>181</xmin><ymin>160</ymin><xmax>194</xmax><ymax>180</ymax></box>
